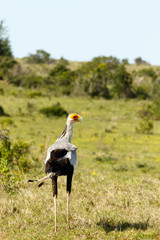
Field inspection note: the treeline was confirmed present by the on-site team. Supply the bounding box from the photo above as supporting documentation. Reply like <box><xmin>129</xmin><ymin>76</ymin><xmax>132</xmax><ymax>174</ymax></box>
<box><xmin>0</xmin><ymin>20</ymin><xmax>160</xmax><ymax>99</ymax></box>
<box><xmin>2</xmin><ymin>54</ymin><xmax>160</xmax><ymax>100</ymax></box>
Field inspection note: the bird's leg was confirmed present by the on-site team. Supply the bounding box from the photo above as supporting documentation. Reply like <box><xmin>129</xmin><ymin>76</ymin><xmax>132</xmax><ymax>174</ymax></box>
<box><xmin>67</xmin><ymin>171</ymin><xmax>73</xmax><ymax>229</ymax></box>
<box><xmin>52</xmin><ymin>176</ymin><xmax>58</xmax><ymax>233</ymax></box>
<box><xmin>54</xmin><ymin>195</ymin><xmax>57</xmax><ymax>233</ymax></box>
<box><xmin>67</xmin><ymin>191</ymin><xmax>70</xmax><ymax>229</ymax></box>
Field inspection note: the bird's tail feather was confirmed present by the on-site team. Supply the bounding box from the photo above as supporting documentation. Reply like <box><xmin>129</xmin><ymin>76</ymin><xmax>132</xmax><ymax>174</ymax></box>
<box><xmin>27</xmin><ymin>172</ymin><xmax>56</xmax><ymax>187</ymax></box>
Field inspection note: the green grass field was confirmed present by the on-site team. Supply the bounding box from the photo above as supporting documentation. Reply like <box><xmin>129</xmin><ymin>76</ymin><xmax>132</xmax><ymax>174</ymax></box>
<box><xmin>1</xmin><ymin>82</ymin><xmax>160</xmax><ymax>240</ymax></box>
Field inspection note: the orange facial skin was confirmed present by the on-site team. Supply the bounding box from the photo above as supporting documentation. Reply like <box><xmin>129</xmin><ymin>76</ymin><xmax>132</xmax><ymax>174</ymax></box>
<box><xmin>70</xmin><ymin>113</ymin><xmax>80</xmax><ymax>121</ymax></box>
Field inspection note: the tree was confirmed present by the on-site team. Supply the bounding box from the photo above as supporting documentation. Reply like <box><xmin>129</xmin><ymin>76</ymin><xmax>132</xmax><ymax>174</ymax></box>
<box><xmin>47</xmin><ymin>63</ymin><xmax>77</xmax><ymax>95</ymax></box>
<box><xmin>113</xmin><ymin>65</ymin><xmax>133</xmax><ymax>98</ymax></box>
<box><xmin>134</xmin><ymin>57</ymin><xmax>149</xmax><ymax>65</ymax></box>
<box><xmin>86</xmin><ymin>63</ymin><xmax>110</xmax><ymax>98</ymax></box>
<box><xmin>0</xmin><ymin>20</ymin><xmax>16</xmax><ymax>80</ymax></box>
<box><xmin>122</xmin><ymin>58</ymin><xmax>129</xmax><ymax>65</ymax></box>
<box><xmin>0</xmin><ymin>20</ymin><xmax>13</xmax><ymax>57</ymax></box>
<box><xmin>26</xmin><ymin>49</ymin><xmax>51</xmax><ymax>64</ymax></box>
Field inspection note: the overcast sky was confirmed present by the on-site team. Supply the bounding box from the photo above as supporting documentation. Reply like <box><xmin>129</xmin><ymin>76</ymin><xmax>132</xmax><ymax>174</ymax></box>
<box><xmin>0</xmin><ymin>0</ymin><xmax>160</xmax><ymax>65</ymax></box>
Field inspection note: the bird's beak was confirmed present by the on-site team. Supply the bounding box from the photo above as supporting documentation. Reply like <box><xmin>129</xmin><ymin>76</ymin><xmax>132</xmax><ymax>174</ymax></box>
<box><xmin>78</xmin><ymin>116</ymin><xmax>83</xmax><ymax>122</ymax></box>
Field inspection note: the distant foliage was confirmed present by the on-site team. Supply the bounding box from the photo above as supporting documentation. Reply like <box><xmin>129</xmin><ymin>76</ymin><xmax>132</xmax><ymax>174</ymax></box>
<box><xmin>121</xmin><ymin>58</ymin><xmax>129</xmax><ymax>65</ymax></box>
<box><xmin>133</xmin><ymin>86</ymin><xmax>149</xmax><ymax>100</ymax></box>
<box><xmin>113</xmin><ymin>65</ymin><xmax>133</xmax><ymax>98</ymax></box>
<box><xmin>0</xmin><ymin>20</ymin><xmax>16</xmax><ymax>80</ymax></box>
<box><xmin>39</xmin><ymin>102</ymin><xmax>68</xmax><ymax>117</ymax></box>
<box><xmin>134</xmin><ymin>57</ymin><xmax>149</xmax><ymax>65</ymax></box>
<box><xmin>0</xmin><ymin>56</ymin><xmax>17</xmax><ymax>80</ymax></box>
<box><xmin>138</xmin><ymin>68</ymin><xmax>157</xmax><ymax>81</ymax></box>
<box><xmin>47</xmin><ymin>63</ymin><xmax>76</xmax><ymax>95</ymax></box>
<box><xmin>26</xmin><ymin>49</ymin><xmax>51</xmax><ymax>64</ymax></box>
<box><xmin>9</xmin><ymin>73</ymin><xmax>44</xmax><ymax>88</ymax></box>
<box><xmin>58</xmin><ymin>57</ymin><xmax>69</xmax><ymax>66</ymax></box>
<box><xmin>85</xmin><ymin>63</ymin><xmax>110</xmax><ymax>98</ymax></box>
<box><xmin>0</xmin><ymin>20</ymin><xmax>13</xmax><ymax>57</ymax></box>
<box><xmin>0</xmin><ymin>42</ymin><xmax>160</xmax><ymax>100</ymax></box>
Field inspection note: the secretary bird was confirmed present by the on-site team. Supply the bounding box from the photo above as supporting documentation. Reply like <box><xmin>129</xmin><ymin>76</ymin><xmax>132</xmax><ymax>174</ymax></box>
<box><xmin>28</xmin><ymin>113</ymin><xmax>83</xmax><ymax>232</ymax></box>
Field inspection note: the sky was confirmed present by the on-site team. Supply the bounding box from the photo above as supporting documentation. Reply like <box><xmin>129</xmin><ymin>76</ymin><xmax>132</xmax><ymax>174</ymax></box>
<box><xmin>0</xmin><ymin>0</ymin><xmax>160</xmax><ymax>65</ymax></box>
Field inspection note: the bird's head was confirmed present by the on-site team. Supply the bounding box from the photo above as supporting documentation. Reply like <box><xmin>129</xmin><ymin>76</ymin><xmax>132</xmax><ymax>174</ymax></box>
<box><xmin>67</xmin><ymin>113</ymin><xmax>83</xmax><ymax>123</ymax></box>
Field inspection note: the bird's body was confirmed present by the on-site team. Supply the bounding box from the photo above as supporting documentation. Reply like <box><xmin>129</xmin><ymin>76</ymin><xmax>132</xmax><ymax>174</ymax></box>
<box><xmin>28</xmin><ymin>113</ymin><xmax>82</xmax><ymax>232</ymax></box>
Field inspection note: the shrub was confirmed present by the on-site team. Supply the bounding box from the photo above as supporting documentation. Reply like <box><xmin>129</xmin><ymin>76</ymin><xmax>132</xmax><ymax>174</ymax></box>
<box><xmin>0</xmin><ymin>106</ymin><xmax>9</xmax><ymax>116</ymax></box>
<box><xmin>137</xmin><ymin>104</ymin><xmax>154</xmax><ymax>119</ymax></box>
<box><xmin>113</xmin><ymin>65</ymin><xmax>133</xmax><ymax>98</ymax></box>
<box><xmin>138</xmin><ymin>68</ymin><xmax>157</xmax><ymax>81</ymax></box>
<box><xmin>10</xmin><ymin>74</ymin><xmax>44</xmax><ymax>88</ymax></box>
<box><xmin>133</xmin><ymin>86</ymin><xmax>149</xmax><ymax>99</ymax></box>
<box><xmin>136</xmin><ymin>117</ymin><xmax>153</xmax><ymax>134</ymax></box>
<box><xmin>152</xmin><ymin>99</ymin><xmax>160</xmax><ymax>120</ymax></box>
<box><xmin>84</xmin><ymin>63</ymin><xmax>110</xmax><ymax>99</ymax></box>
<box><xmin>0</xmin><ymin>56</ymin><xmax>17</xmax><ymax>79</ymax></box>
<box><xmin>39</xmin><ymin>102</ymin><xmax>68</xmax><ymax>117</ymax></box>
<box><xmin>0</xmin><ymin>128</ymin><xmax>31</xmax><ymax>193</ymax></box>
<box><xmin>0</xmin><ymin>88</ymin><xmax>4</xmax><ymax>95</ymax></box>
<box><xmin>26</xmin><ymin>90</ymin><xmax>43</xmax><ymax>98</ymax></box>
<box><xmin>26</xmin><ymin>102</ymin><xmax>36</xmax><ymax>114</ymax></box>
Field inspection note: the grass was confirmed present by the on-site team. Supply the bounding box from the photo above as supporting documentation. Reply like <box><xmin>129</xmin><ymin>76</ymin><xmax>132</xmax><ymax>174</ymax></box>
<box><xmin>1</xmin><ymin>82</ymin><xmax>160</xmax><ymax>239</ymax></box>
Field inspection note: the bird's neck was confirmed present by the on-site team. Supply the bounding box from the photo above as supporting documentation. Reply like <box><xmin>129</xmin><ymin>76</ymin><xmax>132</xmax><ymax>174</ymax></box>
<box><xmin>59</xmin><ymin>121</ymin><xmax>73</xmax><ymax>142</ymax></box>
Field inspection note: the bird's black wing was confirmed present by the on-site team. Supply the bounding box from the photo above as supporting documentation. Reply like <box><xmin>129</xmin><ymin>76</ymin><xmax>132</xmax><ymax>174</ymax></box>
<box><xmin>51</xmin><ymin>149</ymin><xmax>68</xmax><ymax>159</ymax></box>
<box><xmin>45</xmin><ymin>149</ymin><xmax>73</xmax><ymax>176</ymax></box>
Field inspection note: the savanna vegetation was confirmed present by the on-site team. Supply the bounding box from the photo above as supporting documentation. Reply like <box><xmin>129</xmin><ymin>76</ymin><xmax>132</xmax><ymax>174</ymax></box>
<box><xmin>1</xmin><ymin>20</ymin><xmax>160</xmax><ymax>240</ymax></box>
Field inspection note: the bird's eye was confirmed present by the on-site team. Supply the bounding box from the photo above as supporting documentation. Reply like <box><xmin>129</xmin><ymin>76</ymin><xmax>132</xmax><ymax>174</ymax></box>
<box><xmin>73</xmin><ymin>116</ymin><xmax>76</xmax><ymax>119</ymax></box>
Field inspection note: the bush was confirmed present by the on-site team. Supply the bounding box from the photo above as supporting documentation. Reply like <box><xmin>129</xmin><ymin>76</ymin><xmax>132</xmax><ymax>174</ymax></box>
<box><xmin>26</xmin><ymin>90</ymin><xmax>43</xmax><ymax>98</ymax></box>
<box><xmin>0</xmin><ymin>88</ymin><xmax>4</xmax><ymax>95</ymax></box>
<box><xmin>137</xmin><ymin>104</ymin><xmax>154</xmax><ymax>119</ymax></box>
<box><xmin>10</xmin><ymin>74</ymin><xmax>44</xmax><ymax>88</ymax></box>
<box><xmin>39</xmin><ymin>102</ymin><xmax>68</xmax><ymax>117</ymax></box>
<box><xmin>138</xmin><ymin>68</ymin><xmax>157</xmax><ymax>81</ymax></box>
<box><xmin>0</xmin><ymin>106</ymin><xmax>9</xmax><ymax>116</ymax></box>
<box><xmin>152</xmin><ymin>99</ymin><xmax>160</xmax><ymax>120</ymax></box>
<box><xmin>113</xmin><ymin>65</ymin><xmax>133</xmax><ymax>98</ymax></box>
<box><xmin>136</xmin><ymin>104</ymin><xmax>154</xmax><ymax>134</ymax></box>
<box><xmin>136</xmin><ymin>117</ymin><xmax>153</xmax><ymax>134</ymax></box>
<box><xmin>133</xmin><ymin>86</ymin><xmax>149</xmax><ymax>99</ymax></box>
<box><xmin>86</xmin><ymin>63</ymin><xmax>110</xmax><ymax>99</ymax></box>
<box><xmin>0</xmin><ymin>56</ymin><xmax>17</xmax><ymax>79</ymax></box>
<box><xmin>0</xmin><ymin>128</ymin><xmax>31</xmax><ymax>193</ymax></box>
